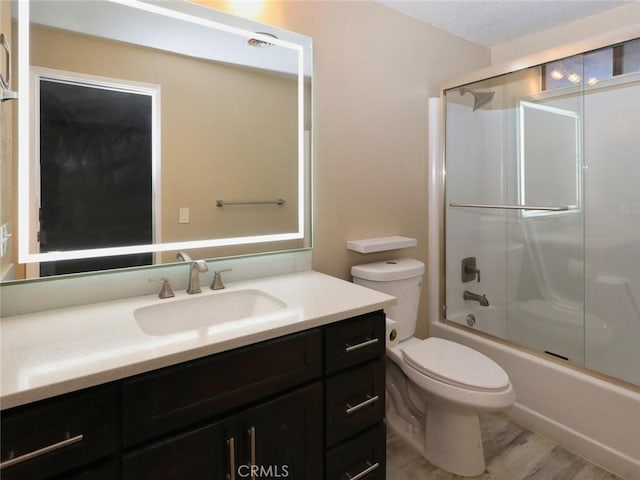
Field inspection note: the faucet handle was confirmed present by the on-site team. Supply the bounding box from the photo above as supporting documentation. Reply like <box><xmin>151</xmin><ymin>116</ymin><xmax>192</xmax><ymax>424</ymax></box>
<box><xmin>149</xmin><ymin>277</ymin><xmax>175</xmax><ymax>299</ymax></box>
<box><xmin>461</xmin><ymin>257</ymin><xmax>481</xmax><ymax>283</ymax></box>
<box><xmin>211</xmin><ymin>268</ymin><xmax>231</xmax><ymax>290</ymax></box>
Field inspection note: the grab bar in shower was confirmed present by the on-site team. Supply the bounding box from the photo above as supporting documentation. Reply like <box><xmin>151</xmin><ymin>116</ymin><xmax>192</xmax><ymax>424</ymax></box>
<box><xmin>216</xmin><ymin>198</ymin><xmax>286</xmax><ymax>207</ymax></box>
<box><xmin>449</xmin><ymin>202</ymin><xmax>570</xmax><ymax>212</ymax></box>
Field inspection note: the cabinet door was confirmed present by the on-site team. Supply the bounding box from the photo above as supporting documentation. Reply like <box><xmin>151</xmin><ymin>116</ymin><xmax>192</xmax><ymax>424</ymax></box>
<box><xmin>0</xmin><ymin>387</ymin><xmax>117</xmax><ymax>480</ymax></box>
<box><xmin>122</xmin><ymin>417</ymin><xmax>236</xmax><ymax>480</ymax></box>
<box><xmin>240</xmin><ymin>382</ymin><xmax>323</xmax><ymax>480</ymax></box>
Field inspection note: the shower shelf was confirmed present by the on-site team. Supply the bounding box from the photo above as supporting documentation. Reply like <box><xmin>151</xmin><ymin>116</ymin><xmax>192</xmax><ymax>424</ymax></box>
<box><xmin>449</xmin><ymin>203</ymin><xmax>570</xmax><ymax>212</ymax></box>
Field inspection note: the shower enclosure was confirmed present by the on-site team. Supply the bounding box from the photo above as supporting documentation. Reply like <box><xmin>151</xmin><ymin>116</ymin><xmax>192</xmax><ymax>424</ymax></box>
<box><xmin>443</xmin><ymin>38</ymin><xmax>640</xmax><ymax>387</ymax></box>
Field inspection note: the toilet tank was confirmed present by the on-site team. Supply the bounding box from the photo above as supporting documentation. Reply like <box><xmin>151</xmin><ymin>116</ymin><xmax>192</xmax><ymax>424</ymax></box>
<box><xmin>351</xmin><ymin>259</ymin><xmax>424</xmax><ymax>341</ymax></box>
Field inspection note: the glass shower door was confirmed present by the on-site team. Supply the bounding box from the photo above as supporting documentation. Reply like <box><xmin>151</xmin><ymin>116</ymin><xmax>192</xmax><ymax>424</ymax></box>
<box><xmin>444</xmin><ymin>76</ymin><xmax>510</xmax><ymax>339</ymax></box>
<box><xmin>582</xmin><ymin>60</ymin><xmax>640</xmax><ymax>385</ymax></box>
<box><xmin>445</xmin><ymin>39</ymin><xmax>640</xmax><ymax>386</ymax></box>
<box><xmin>444</xmin><ymin>58</ymin><xmax>587</xmax><ymax>366</ymax></box>
<box><xmin>504</xmin><ymin>60</ymin><xmax>585</xmax><ymax>364</ymax></box>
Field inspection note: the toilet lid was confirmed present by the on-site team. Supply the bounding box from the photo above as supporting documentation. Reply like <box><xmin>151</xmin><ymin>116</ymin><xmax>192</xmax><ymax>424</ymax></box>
<box><xmin>402</xmin><ymin>338</ymin><xmax>510</xmax><ymax>392</ymax></box>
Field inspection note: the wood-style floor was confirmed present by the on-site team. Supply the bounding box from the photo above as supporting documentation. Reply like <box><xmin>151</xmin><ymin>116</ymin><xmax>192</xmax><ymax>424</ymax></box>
<box><xmin>386</xmin><ymin>413</ymin><xmax>622</xmax><ymax>480</ymax></box>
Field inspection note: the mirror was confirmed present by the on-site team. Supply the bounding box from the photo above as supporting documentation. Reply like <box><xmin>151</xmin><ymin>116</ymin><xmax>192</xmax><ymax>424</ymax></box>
<box><xmin>4</xmin><ymin>0</ymin><xmax>312</xmax><ymax>281</ymax></box>
<box><xmin>518</xmin><ymin>101</ymin><xmax>581</xmax><ymax>217</ymax></box>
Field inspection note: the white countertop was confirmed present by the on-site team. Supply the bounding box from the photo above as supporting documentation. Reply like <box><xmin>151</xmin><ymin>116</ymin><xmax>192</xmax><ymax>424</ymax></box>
<box><xmin>0</xmin><ymin>271</ymin><xmax>395</xmax><ymax>410</ymax></box>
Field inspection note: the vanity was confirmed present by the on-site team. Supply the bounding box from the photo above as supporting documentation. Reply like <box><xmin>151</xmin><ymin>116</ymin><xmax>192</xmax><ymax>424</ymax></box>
<box><xmin>0</xmin><ymin>1</ymin><xmax>392</xmax><ymax>477</ymax></box>
<box><xmin>0</xmin><ymin>271</ymin><xmax>394</xmax><ymax>480</ymax></box>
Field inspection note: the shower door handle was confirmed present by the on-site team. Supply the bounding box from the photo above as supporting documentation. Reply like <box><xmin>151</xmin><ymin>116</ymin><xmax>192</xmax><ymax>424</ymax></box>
<box><xmin>450</xmin><ymin>202</ymin><xmax>570</xmax><ymax>211</ymax></box>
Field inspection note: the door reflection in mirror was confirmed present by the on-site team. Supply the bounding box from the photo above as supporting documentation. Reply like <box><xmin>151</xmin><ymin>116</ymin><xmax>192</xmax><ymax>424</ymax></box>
<box><xmin>36</xmin><ymin>72</ymin><xmax>159</xmax><ymax>276</ymax></box>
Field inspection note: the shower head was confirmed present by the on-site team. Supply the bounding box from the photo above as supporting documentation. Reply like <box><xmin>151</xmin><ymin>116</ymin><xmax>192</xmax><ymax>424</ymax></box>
<box><xmin>459</xmin><ymin>87</ymin><xmax>495</xmax><ymax>111</ymax></box>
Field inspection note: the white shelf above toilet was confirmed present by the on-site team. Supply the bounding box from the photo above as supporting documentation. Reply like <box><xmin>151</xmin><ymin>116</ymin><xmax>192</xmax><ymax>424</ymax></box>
<box><xmin>346</xmin><ymin>235</ymin><xmax>417</xmax><ymax>253</ymax></box>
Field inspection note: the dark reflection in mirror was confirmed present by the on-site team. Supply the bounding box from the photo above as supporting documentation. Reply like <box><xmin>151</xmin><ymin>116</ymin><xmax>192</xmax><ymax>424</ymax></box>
<box><xmin>39</xmin><ymin>79</ymin><xmax>154</xmax><ymax>276</ymax></box>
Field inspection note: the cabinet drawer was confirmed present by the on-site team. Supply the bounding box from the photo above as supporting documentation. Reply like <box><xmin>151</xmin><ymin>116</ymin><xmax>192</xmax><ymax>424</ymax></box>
<box><xmin>324</xmin><ymin>310</ymin><xmax>385</xmax><ymax>375</ymax></box>
<box><xmin>0</xmin><ymin>386</ymin><xmax>118</xmax><ymax>480</ymax></box>
<box><xmin>325</xmin><ymin>358</ymin><xmax>385</xmax><ymax>447</ymax></box>
<box><xmin>123</xmin><ymin>329</ymin><xmax>322</xmax><ymax>446</ymax></box>
<box><xmin>325</xmin><ymin>424</ymin><xmax>386</xmax><ymax>480</ymax></box>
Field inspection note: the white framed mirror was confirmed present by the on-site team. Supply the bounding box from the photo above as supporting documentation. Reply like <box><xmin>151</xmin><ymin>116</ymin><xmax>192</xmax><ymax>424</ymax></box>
<box><xmin>11</xmin><ymin>0</ymin><xmax>312</xmax><ymax>280</ymax></box>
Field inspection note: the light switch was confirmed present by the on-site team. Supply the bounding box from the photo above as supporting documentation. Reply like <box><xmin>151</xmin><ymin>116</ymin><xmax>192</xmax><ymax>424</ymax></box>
<box><xmin>179</xmin><ymin>208</ymin><xmax>189</xmax><ymax>224</ymax></box>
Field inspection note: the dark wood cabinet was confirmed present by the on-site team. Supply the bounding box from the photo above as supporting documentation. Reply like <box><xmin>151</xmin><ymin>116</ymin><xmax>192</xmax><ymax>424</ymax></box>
<box><xmin>323</xmin><ymin>311</ymin><xmax>386</xmax><ymax>480</ymax></box>
<box><xmin>325</xmin><ymin>424</ymin><xmax>386</xmax><ymax>480</ymax></box>
<box><xmin>324</xmin><ymin>310</ymin><xmax>385</xmax><ymax>375</ymax></box>
<box><xmin>122</xmin><ymin>329</ymin><xmax>322</xmax><ymax>447</ymax></box>
<box><xmin>0</xmin><ymin>386</ymin><xmax>118</xmax><ymax>480</ymax></box>
<box><xmin>1</xmin><ymin>310</ymin><xmax>386</xmax><ymax>480</ymax></box>
<box><xmin>325</xmin><ymin>358</ymin><xmax>385</xmax><ymax>447</ymax></box>
<box><xmin>122</xmin><ymin>383</ymin><xmax>322</xmax><ymax>480</ymax></box>
<box><xmin>240</xmin><ymin>382</ymin><xmax>323</xmax><ymax>480</ymax></box>
<box><xmin>122</xmin><ymin>417</ymin><xmax>235</xmax><ymax>479</ymax></box>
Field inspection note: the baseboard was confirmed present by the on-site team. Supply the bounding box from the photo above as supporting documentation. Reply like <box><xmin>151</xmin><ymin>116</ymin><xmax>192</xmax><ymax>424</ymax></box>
<box><xmin>508</xmin><ymin>402</ymin><xmax>639</xmax><ymax>480</ymax></box>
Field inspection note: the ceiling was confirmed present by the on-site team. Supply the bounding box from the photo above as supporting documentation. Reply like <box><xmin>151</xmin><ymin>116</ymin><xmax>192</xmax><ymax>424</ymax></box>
<box><xmin>377</xmin><ymin>1</ymin><xmax>635</xmax><ymax>47</ymax></box>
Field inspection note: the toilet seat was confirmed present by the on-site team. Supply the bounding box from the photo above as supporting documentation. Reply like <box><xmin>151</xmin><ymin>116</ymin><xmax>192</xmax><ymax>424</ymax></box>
<box><xmin>402</xmin><ymin>337</ymin><xmax>510</xmax><ymax>392</ymax></box>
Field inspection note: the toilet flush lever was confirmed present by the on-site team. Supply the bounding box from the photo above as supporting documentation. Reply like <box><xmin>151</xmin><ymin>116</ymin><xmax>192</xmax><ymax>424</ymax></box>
<box><xmin>461</xmin><ymin>257</ymin><xmax>481</xmax><ymax>283</ymax></box>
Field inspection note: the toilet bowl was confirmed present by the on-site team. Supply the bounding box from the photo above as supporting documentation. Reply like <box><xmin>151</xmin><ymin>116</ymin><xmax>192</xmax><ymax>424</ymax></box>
<box><xmin>352</xmin><ymin>259</ymin><xmax>515</xmax><ymax>477</ymax></box>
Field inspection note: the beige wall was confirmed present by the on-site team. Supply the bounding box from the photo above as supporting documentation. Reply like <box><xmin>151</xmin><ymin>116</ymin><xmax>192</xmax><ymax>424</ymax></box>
<box><xmin>199</xmin><ymin>1</ymin><xmax>491</xmax><ymax>337</ymax></box>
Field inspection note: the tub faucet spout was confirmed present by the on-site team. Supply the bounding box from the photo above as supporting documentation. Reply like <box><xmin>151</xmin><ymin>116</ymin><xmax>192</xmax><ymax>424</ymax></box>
<box><xmin>463</xmin><ymin>290</ymin><xmax>489</xmax><ymax>306</ymax></box>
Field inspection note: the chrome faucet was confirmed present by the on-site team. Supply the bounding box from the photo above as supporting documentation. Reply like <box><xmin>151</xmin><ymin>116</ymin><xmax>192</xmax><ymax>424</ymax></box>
<box><xmin>177</xmin><ymin>252</ymin><xmax>208</xmax><ymax>294</ymax></box>
<box><xmin>463</xmin><ymin>290</ymin><xmax>489</xmax><ymax>306</ymax></box>
<box><xmin>186</xmin><ymin>260</ymin><xmax>209</xmax><ymax>294</ymax></box>
<box><xmin>176</xmin><ymin>251</ymin><xmax>192</xmax><ymax>262</ymax></box>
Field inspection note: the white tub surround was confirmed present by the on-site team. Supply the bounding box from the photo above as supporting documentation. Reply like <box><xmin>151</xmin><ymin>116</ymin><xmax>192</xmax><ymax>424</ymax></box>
<box><xmin>0</xmin><ymin>270</ymin><xmax>395</xmax><ymax>410</ymax></box>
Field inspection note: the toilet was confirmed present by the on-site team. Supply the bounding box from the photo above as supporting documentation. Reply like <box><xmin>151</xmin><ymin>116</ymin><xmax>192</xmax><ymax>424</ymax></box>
<box><xmin>352</xmin><ymin>258</ymin><xmax>515</xmax><ymax>477</ymax></box>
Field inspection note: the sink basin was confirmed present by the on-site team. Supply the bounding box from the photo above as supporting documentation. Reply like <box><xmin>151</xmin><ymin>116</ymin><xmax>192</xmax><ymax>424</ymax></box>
<box><xmin>135</xmin><ymin>289</ymin><xmax>287</xmax><ymax>336</ymax></box>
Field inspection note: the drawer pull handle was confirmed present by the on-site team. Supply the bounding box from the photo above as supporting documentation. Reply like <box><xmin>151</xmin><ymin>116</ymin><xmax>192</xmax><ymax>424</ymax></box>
<box><xmin>227</xmin><ymin>437</ymin><xmax>236</xmax><ymax>480</ymax></box>
<box><xmin>347</xmin><ymin>461</ymin><xmax>380</xmax><ymax>480</ymax></box>
<box><xmin>346</xmin><ymin>394</ymin><xmax>379</xmax><ymax>415</ymax></box>
<box><xmin>345</xmin><ymin>337</ymin><xmax>379</xmax><ymax>352</ymax></box>
<box><xmin>0</xmin><ymin>434</ymin><xmax>83</xmax><ymax>470</ymax></box>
